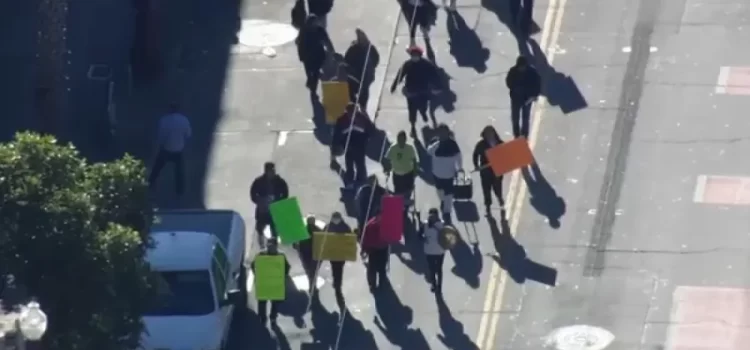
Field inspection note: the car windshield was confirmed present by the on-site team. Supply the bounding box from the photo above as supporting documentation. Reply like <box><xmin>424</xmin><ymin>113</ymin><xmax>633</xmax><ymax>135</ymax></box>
<box><xmin>144</xmin><ymin>270</ymin><xmax>215</xmax><ymax>316</ymax></box>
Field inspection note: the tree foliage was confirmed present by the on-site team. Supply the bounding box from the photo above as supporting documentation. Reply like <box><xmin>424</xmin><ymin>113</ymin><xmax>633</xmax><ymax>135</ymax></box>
<box><xmin>0</xmin><ymin>132</ymin><xmax>156</xmax><ymax>350</ymax></box>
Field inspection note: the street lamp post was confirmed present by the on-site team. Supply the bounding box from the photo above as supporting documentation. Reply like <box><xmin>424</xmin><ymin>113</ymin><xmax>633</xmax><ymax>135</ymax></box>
<box><xmin>0</xmin><ymin>301</ymin><xmax>48</xmax><ymax>350</ymax></box>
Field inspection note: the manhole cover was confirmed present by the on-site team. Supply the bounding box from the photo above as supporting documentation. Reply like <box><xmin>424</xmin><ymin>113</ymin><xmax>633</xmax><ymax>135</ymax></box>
<box><xmin>544</xmin><ymin>325</ymin><xmax>615</xmax><ymax>350</ymax></box>
<box><xmin>236</xmin><ymin>19</ymin><xmax>298</xmax><ymax>48</ymax></box>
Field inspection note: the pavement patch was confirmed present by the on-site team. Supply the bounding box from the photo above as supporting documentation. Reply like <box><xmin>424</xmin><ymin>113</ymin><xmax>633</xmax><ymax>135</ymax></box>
<box><xmin>693</xmin><ymin>175</ymin><xmax>750</xmax><ymax>205</ymax></box>
<box><xmin>715</xmin><ymin>66</ymin><xmax>750</xmax><ymax>96</ymax></box>
<box><xmin>232</xmin><ymin>19</ymin><xmax>299</xmax><ymax>55</ymax></box>
<box><xmin>544</xmin><ymin>325</ymin><xmax>615</xmax><ymax>350</ymax></box>
<box><xmin>666</xmin><ymin>286</ymin><xmax>750</xmax><ymax>350</ymax></box>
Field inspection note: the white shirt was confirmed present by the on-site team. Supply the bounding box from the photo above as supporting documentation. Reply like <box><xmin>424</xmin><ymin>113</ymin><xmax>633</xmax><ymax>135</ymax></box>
<box><xmin>423</xmin><ymin>221</ymin><xmax>446</xmax><ymax>255</ymax></box>
<box><xmin>157</xmin><ymin>113</ymin><xmax>192</xmax><ymax>152</ymax></box>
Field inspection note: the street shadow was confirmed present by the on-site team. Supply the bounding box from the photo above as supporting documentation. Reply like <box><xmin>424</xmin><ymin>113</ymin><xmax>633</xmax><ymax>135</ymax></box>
<box><xmin>330</xmin><ymin>307</ymin><xmax>379</xmax><ymax>348</ymax></box>
<box><xmin>487</xmin><ymin>210</ymin><xmax>557</xmax><ymax>286</ymax></box>
<box><xmin>480</xmin><ymin>0</ymin><xmax>540</xmax><ymax>39</ymax></box>
<box><xmin>521</xmin><ymin>38</ymin><xmax>588</xmax><ymax>115</ymax></box>
<box><xmin>279</xmin><ymin>275</ymin><xmax>312</xmax><ymax>328</ymax></box>
<box><xmin>115</xmin><ymin>0</ymin><xmax>244</xmax><ymax>209</ymax></box>
<box><xmin>225</xmin><ymin>306</ymin><xmax>277</xmax><ymax>349</ymax></box>
<box><xmin>391</xmin><ymin>215</ymin><xmax>430</xmax><ymax>282</ymax></box>
<box><xmin>414</xmin><ymin>126</ymin><xmax>437</xmax><ymax>185</ymax></box>
<box><xmin>398</xmin><ymin>0</ymin><xmax>439</xmax><ymax>44</ymax></box>
<box><xmin>454</xmin><ymin>200</ymin><xmax>480</xmax><ymax>223</ymax></box>
<box><xmin>446</xmin><ymin>11</ymin><xmax>490</xmax><ymax>73</ymax></box>
<box><xmin>430</xmin><ymin>67</ymin><xmax>457</xmax><ymax>118</ymax></box>
<box><xmin>373</xmin><ymin>279</ymin><xmax>431</xmax><ymax>348</ymax></box>
<box><xmin>436</xmin><ymin>295</ymin><xmax>480</xmax><ymax>350</ymax></box>
<box><xmin>307</xmin><ymin>293</ymin><xmax>341</xmax><ymax>347</ymax></box>
<box><xmin>449</xmin><ymin>231</ymin><xmax>483</xmax><ymax>289</ymax></box>
<box><xmin>367</xmin><ymin>126</ymin><xmax>393</xmax><ymax>163</ymax></box>
<box><xmin>271</xmin><ymin>322</ymin><xmax>293</xmax><ymax>350</ymax></box>
<box><xmin>521</xmin><ymin>163</ymin><xmax>565</xmax><ymax>229</ymax></box>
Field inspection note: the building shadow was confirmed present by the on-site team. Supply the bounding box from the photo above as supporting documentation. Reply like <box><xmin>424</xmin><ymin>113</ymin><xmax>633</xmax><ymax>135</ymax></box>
<box><xmin>521</xmin><ymin>38</ymin><xmax>588</xmax><ymax>114</ymax></box>
<box><xmin>446</xmin><ymin>10</ymin><xmax>490</xmax><ymax>73</ymax></box>
<box><xmin>373</xmin><ymin>278</ymin><xmax>431</xmax><ymax>348</ymax></box>
<box><xmin>521</xmin><ymin>162</ymin><xmax>565</xmax><ymax>229</ymax></box>
<box><xmin>487</xmin><ymin>210</ymin><xmax>557</xmax><ymax>286</ymax></box>
<box><xmin>436</xmin><ymin>294</ymin><xmax>480</xmax><ymax>350</ymax></box>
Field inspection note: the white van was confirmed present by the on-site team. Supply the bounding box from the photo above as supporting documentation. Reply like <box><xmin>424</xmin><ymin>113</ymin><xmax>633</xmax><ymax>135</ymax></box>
<box><xmin>141</xmin><ymin>210</ymin><xmax>247</xmax><ymax>350</ymax></box>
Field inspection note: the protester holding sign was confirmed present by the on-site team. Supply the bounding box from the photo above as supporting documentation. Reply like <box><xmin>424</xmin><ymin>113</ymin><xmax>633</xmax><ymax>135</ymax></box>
<box><xmin>324</xmin><ymin>212</ymin><xmax>353</xmax><ymax>302</ymax></box>
<box><xmin>420</xmin><ymin>208</ymin><xmax>446</xmax><ymax>294</ymax></box>
<box><xmin>250</xmin><ymin>162</ymin><xmax>290</xmax><ymax>248</ymax></box>
<box><xmin>332</xmin><ymin>102</ymin><xmax>375</xmax><ymax>187</ymax></box>
<box><xmin>473</xmin><ymin>125</ymin><xmax>505</xmax><ymax>213</ymax></box>
<box><xmin>251</xmin><ymin>238</ymin><xmax>291</xmax><ymax>324</ymax></box>
<box><xmin>427</xmin><ymin>124</ymin><xmax>462</xmax><ymax>224</ymax></box>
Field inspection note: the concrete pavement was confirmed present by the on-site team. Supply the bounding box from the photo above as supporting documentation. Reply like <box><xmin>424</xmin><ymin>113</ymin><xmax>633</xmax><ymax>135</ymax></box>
<box><xmin>483</xmin><ymin>0</ymin><xmax>750</xmax><ymax>349</ymax></box>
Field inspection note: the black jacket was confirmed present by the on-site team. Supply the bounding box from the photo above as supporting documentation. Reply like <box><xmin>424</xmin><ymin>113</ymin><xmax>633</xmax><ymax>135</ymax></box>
<box><xmin>391</xmin><ymin>58</ymin><xmax>440</xmax><ymax>94</ymax></box>
<box><xmin>473</xmin><ymin>138</ymin><xmax>503</xmax><ymax>176</ymax></box>
<box><xmin>296</xmin><ymin>23</ymin><xmax>329</xmax><ymax>63</ymax></box>
<box><xmin>250</xmin><ymin>175</ymin><xmax>290</xmax><ymax>216</ymax></box>
<box><xmin>308</xmin><ymin>0</ymin><xmax>334</xmax><ymax>16</ymax></box>
<box><xmin>344</xmin><ymin>42</ymin><xmax>380</xmax><ymax>78</ymax></box>
<box><xmin>332</xmin><ymin>105</ymin><xmax>375</xmax><ymax>155</ymax></box>
<box><xmin>505</xmin><ymin>65</ymin><xmax>541</xmax><ymax>101</ymax></box>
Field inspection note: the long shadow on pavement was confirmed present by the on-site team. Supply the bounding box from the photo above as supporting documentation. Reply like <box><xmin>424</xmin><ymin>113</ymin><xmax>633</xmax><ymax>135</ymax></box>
<box><xmin>446</xmin><ymin>10</ymin><xmax>490</xmax><ymax>73</ymax></box>
<box><xmin>373</xmin><ymin>278</ymin><xmax>431</xmax><ymax>349</ymax></box>
<box><xmin>522</xmin><ymin>162</ymin><xmax>566</xmax><ymax>229</ymax></box>
<box><xmin>451</xmin><ymin>200</ymin><xmax>483</xmax><ymax>289</ymax></box>
<box><xmin>488</xmin><ymin>209</ymin><xmax>557</xmax><ymax>286</ymax></box>
<box><xmin>436</xmin><ymin>294</ymin><xmax>480</xmax><ymax>350</ymax></box>
<box><xmin>480</xmin><ymin>0</ymin><xmax>541</xmax><ymax>38</ymax></box>
<box><xmin>307</xmin><ymin>294</ymin><xmax>379</xmax><ymax>348</ymax></box>
<box><xmin>520</xmin><ymin>38</ymin><xmax>588</xmax><ymax>114</ymax></box>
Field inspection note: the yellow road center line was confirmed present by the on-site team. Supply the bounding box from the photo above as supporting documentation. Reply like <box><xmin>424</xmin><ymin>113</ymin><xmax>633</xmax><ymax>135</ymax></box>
<box><xmin>475</xmin><ymin>0</ymin><xmax>568</xmax><ymax>348</ymax></box>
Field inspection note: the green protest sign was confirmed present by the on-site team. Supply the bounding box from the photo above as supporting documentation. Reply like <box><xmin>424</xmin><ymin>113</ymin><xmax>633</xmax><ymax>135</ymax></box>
<box><xmin>269</xmin><ymin>197</ymin><xmax>309</xmax><ymax>244</ymax></box>
<box><xmin>254</xmin><ymin>255</ymin><xmax>286</xmax><ymax>301</ymax></box>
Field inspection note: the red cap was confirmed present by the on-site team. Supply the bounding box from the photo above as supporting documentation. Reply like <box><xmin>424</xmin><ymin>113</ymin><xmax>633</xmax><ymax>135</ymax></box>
<box><xmin>406</xmin><ymin>46</ymin><xmax>423</xmax><ymax>55</ymax></box>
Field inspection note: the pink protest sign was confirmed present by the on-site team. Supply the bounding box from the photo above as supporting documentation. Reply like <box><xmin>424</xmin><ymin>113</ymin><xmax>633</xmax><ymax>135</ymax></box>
<box><xmin>380</xmin><ymin>195</ymin><xmax>404</xmax><ymax>243</ymax></box>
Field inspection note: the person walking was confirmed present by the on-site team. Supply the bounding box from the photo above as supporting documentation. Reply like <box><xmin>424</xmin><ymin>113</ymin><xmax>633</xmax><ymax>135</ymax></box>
<box><xmin>252</xmin><ymin>238</ymin><xmax>291</xmax><ymax>325</ymax></box>
<box><xmin>386</xmin><ymin>130</ymin><xmax>418</xmax><ymax>205</ymax></box>
<box><xmin>506</xmin><ymin>56</ymin><xmax>541</xmax><ymax>138</ymax></box>
<box><xmin>324</xmin><ymin>211</ymin><xmax>353</xmax><ymax>306</ymax></box>
<box><xmin>344</xmin><ymin>29</ymin><xmax>380</xmax><ymax>106</ymax></box>
<box><xmin>296</xmin><ymin>14</ymin><xmax>331</xmax><ymax>91</ymax></box>
<box><xmin>356</xmin><ymin>175</ymin><xmax>388</xmax><ymax>229</ymax></box>
<box><xmin>421</xmin><ymin>208</ymin><xmax>446</xmax><ymax>294</ymax></box>
<box><xmin>149</xmin><ymin>103</ymin><xmax>192</xmax><ymax>197</ymax></box>
<box><xmin>472</xmin><ymin>125</ymin><xmax>505</xmax><ymax>213</ymax></box>
<box><xmin>390</xmin><ymin>46</ymin><xmax>441</xmax><ymax>134</ymax></box>
<box><xmin>427</xmin><ymin>124</ymin><xmax>462</xmax><ymax>223</ymax></box>
<box><xmin>360</xmin><ymin>215</ymin><xmax>390</xmax><ymax>291</ymax></box>
<box><xmin>250</xmin><ymin>162</ymin><xmax>290</xmax><ymax>248</ymax></box>
<box><xmin>332</xmin><ymin>102</ymin><xmax>376</xmax><ymax>187</ymax></box>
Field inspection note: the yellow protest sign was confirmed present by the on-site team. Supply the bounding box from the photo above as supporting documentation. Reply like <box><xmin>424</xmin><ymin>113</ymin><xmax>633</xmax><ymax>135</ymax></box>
<box><xmin>312</xmin><ymin>232</ymin><xmax>358</xmax><ymax>262</ymax></box>
<box><xmin>322</xmin><ymin>81</ymin><xmax>350</xmax><ymax>124</ymax></box>
<box><xmin>254</xmin><ymin>255</ymin><xmax>286</xmax><ymax>301</ymax></box>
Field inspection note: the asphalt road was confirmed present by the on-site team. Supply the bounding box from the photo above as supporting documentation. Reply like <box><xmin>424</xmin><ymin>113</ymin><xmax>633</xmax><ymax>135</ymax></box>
<box><xmin>484</xmin><ymin>0</ymin><xmax>750</xmax><ymax>349</ymax></box>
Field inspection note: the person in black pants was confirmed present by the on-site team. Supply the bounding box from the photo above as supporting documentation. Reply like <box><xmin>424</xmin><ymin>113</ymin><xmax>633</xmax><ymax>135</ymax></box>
<box><xmin>251</xmin><ymin>238</ymin><xmax>291</xmax><ymax>324</ymax></box>
<box><xmin>390</xmin><ymin>46</ymin><xmax>441</xmax><ymax>133</ymax></box>
<box><xmin>421</xmin><ymin>208</ymin><xmax>446</xmax><ymax>294</ymax></box>
<box><xmin>296</xmin><ymin>15</ymin><xmax>331</xmax><ymax>91</ymax></box>
<box><xmin>344</xmin><ymin>29</ymin><xmax>380</xmax><ymax>106</ymax></box>
<box><xmin>506</xmin><ymin>56</ymin><xmax>541</xmax><ymax>138</ymax></box>
<box><xmin>473</xmin><ymin>125</ymin><xmax>505</xmax><ymax>213</ymax></box>
<box><xmin>332</xmin><ymin>102</ymin><xmax>376</xmax><ymax>187</ymax></box>
<box><xmin>360</xmin><ymin>215</ymin><xmax>389</xmax><ymax>291</ymax></box>
<box><xmin>324</xmin><ymin>212</ymin><xmax>353</xmax><ymax>307</ymax></box>
<box><xmin>250</xmin><ymin>162</ymin><xmax>290</xmax><ymax>248</ymax></box>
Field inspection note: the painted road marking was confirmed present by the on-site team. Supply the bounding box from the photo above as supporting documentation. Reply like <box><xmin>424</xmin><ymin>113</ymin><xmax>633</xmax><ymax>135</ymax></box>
<box><xmin>715</xmin><ymin>66</ymin><xmax>750</xmax><ymax>95</ymax></box>
<box><xmin>666</xmin><ymin>286</ymin><xmax>750</xmax><ymax>350</ymax></box>
<box><xmin>474</xmin><ymin>0</ymin><xmax>569</xmax><ymax>348</ymax></box>
<box><xmin>544</xmin><ymin>325</ymin><xmax>615</xmax><ymax>350</ymax></box>
<box><xmin>693</xmin><ymin>175</ymin><xmax>750</xmax><ymax>205</ymax></box>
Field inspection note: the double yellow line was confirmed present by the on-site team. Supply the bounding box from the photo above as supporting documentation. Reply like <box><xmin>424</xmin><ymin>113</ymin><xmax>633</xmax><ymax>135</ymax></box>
<box><xmin>474</xmin><ymin>0</ymin><xmax>569</xmax><ymax>348</ymax></box>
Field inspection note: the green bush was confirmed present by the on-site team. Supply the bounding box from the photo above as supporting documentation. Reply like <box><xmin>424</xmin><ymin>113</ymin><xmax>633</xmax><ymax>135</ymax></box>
<box><xmin>0</xmin><ymin>132</ymin><xmax>156</xmax><ymax>350</ymax></box>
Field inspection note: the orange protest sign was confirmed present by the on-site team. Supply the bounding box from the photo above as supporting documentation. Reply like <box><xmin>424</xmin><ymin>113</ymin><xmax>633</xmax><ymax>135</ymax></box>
<box><xmin>485</xmin><ymin>137</ymin><xmax>534</xmax><ymax>176</ymax></box>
